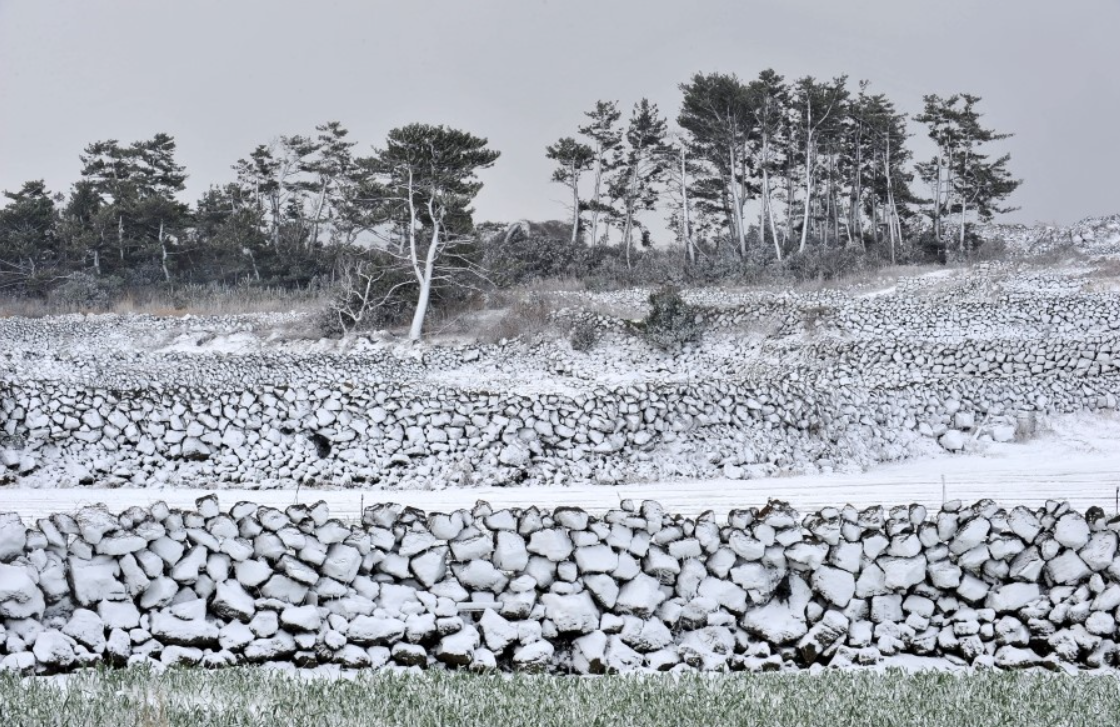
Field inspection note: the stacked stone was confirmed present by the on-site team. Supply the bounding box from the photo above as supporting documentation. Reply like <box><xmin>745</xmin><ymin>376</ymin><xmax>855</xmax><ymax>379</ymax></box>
<box><xmin>1</xmin><ymin>497</ymin><xmax>1118</xmax><ymax>674</ymax></box>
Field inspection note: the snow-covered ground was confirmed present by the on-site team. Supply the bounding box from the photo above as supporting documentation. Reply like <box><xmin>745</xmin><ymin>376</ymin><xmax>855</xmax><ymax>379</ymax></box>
<box><xmin>3</xmin><ymin>412</ymin><xmax>1116</xmax><ymax>521</ymax></box>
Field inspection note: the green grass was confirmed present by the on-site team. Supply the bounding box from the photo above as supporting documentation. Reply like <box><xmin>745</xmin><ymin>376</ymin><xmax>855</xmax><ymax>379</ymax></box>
<box><xmin>1</xmin><ymin>666</ymin><xmax>1118</xmax><ymax>726</ymax></box>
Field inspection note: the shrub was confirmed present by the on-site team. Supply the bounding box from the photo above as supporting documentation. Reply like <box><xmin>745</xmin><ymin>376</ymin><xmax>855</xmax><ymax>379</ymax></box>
<box><xmin>568</xmin><ymin>319</ymin><xmax>599</xmax><ymax>351</ymax></box>
<box><xmin>640</xmin><ymin>285</ymin><xmax>704</xmax><ymax>350</ymax></box>
<box><xmin>320</xmin><ymin>259</ymin><xmax>415</xmax><ymax>336</ymax></box>
<box><xmin>49</xmin><ymin>272</ymin><xmax>123</xmax><ymax>310</ymax></box>
<box><xmin>477</xmin><ymin>297</ymin><xmax>554</xmax><ymax>344</ymax></box>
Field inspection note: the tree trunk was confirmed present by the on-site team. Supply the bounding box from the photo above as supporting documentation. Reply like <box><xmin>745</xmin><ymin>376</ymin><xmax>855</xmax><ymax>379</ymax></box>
<box><xmin>409</xmin><ymin>225</ymin><xmax>439</xmax><ymax>342</ymax></box>
<box><xmin>270</xmin><ymin>191</ymin><xmax>281</xmax><ymax>248</ymax></box>
<box><xmin>589</xmin><ymin>141</ymin><xmax>604</xmax><ymax>246</ymax></box>
<box><xmin>959</xmin><ymin>199</ymin><xmax>968</xmax><ymax>256</ymax></box>
<box><xmin>680</xmin><ymin>145</ymin><xmax>694</xmax><ymax>265</ymax></box>
<box><xmin>159</xmin><ymin>220</ymin><xmax>171</xmax><ymax>283</ymax></box>
<box><xmin>761</xmin><ymin>135</ymin><xmax>780</xmax><ymax>260</ymax></box>
<box><xmin>728</xmin><ymin>145</ymin><xmax>747</xmax><ymax>257</ymax></box>
<box><xmin>798</xmin><ymin>102</ymin><xmax>813</xmax><ymax>253</ymax></box>
<box><xmin>623</xmin><ymin>207</ymin><xmax>634</xmax><ymax>269</ymax></box>
<box><xmin>118</xmin><ymin>215</ymin><xmax>125</xmax><ymax>261</ymax></box>
<box><xmin>569</xmin><ymin>160</ymin><xmax>581</xmax><ymax>247</ymax></box>
<box><xmin>884</xmin><ymin>137</ymin><xmax>898</xmax><ymax>265</ymax></box>
<box><xmin>310</xmin><ymin>182</ymin><xmax>329</xmax><ymax>249</ymax></box>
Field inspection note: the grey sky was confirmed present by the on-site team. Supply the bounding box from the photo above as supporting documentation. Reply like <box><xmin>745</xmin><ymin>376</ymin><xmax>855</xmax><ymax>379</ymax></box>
<box><xmin>1</xmin><ymin>0</ymin><xmax>1117</xmax><ymax>229</ymax></box>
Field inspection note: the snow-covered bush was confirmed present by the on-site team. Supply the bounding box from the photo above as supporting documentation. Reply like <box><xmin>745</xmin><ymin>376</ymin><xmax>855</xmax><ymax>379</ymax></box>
<box><xmin>639</xmin><ymin>284</ymin><xmax>704</xmax><ymax>350</ymax></box>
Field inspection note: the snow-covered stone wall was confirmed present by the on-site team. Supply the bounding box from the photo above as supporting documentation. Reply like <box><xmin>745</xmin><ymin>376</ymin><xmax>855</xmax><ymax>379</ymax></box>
<box><xmin>2</xmin><ymin>498</ymin><xmax>1118</xmax><ymax>674</ymax></box>
<box><xmin>2</xmin><ymin>260</ymin><xmax>1118</xmax><ymax>487</ymax></box>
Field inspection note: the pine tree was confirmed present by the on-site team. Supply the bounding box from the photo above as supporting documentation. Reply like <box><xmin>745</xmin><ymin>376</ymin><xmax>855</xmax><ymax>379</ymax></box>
<box><xmin>0</xmin><ymin>180</ymin><xmax>60</xmax><ymax>291</ymax></box>
<box><xmin>372</xmin><ymin>123</ymin><xmax>500</xmax><ymax>340</ymax></box>
<box><xmin>678</xmin><ymin>72</ymin><xmax>755</xmax><ymax>257</ymax></box>
<box><xmin>577</xmin><ymin>101</ymin><xmax>622</xmax><ymax>246</ymax></box>
<box><xmin>544</xmin><ymin>137</ymin><xmax>595</xmax><ymax>245</ymax></box>
<box><xmin>608</xmin><ymin>99</ymin><xmax>669</xmax><ymax>268</ymax></box>
<box><xmin>916</xmin><ymin>94</ymin><xmax>1020</xmax><ymax>256</ymax></box>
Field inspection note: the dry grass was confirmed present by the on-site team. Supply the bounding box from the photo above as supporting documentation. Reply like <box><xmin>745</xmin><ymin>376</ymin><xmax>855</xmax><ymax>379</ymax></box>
<box><xmin>0</xmin><ymin>285</ymin><xmax>327</xmax><ymax>319</ymax></box>
<box><xmin>474</xmin><ymin>297</ymin><xmax>557</xmax><ymax>344</ymax></box>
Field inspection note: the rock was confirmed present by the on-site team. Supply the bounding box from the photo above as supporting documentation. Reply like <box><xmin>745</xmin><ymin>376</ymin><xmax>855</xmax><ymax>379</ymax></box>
<box><xmin>950</xmin><ymin>518</ymin><xmax>990</xmax><ymax>555</ymax></box>
<box><xmin>986</xmin><ymin>583</ymin><xmax>1041</xmax><ymax>613</ymax></box>
<box><xmin>62</xmin><ymin>609</ymin><xmax>106</xmax><ymax>653</ymax></box>
<box><xmin>493</xmin><ymin>532</ymin><xmax>529</xmax><ymax>571</ymax></box>
<box><xmin>572</xmin><ymin>631</ymin><xmax>608</xmax><ymax>674</ymax></box>
<box><xmin>478</xmin><ymin>608</ymin><xmax>518</xmax><ymax>652</ymax></box>
<box><xmin>540</xmin><ymin>591</ymin><xmax>599</xmax><ymax>634</ymax></box>
<box><xmin>678</xmin><ymin>626</ymin><xmax>735</xmax><ymax>670</ymax></box>
<box><xmin>455</xmin><ymin>560</ymin><xmax>508</xmax><ymax>593</ymax></box>
<box><xmin>1053</xmin><ymin>513</ymin><xmax>1090</xmax><ymax>550</ymax></box>
<box><xmin>811</xmin><ymin>566</ymin><xmax>855</xmax><ymax>608</ymax></box>
<box><xmin>742</xmin><ymin>574</ymin><xmax>811</xmax><ymax>644</ymax></box>
<box><xmin>391</xmin><ymin>643</ymin><xmax>428</xmax><ymax>667</ymax></box>
<box><xmin>527</xmin><ymin>529</ymin><xmax>574</xmax><ymax>562</ymax></box>
<box><xmin>1046</xmin><ymin>550</ymin><xmax>1091</xmax><ymax>585</ymax></box>
<box><xmin>994</xmin><ymin>645</ymin><xmax>1043</xmax><ymax>668</ymax></box>
<box><xmin>243</xmin><ymin>633</ymin><xmax>297</xmax><ymax>662</ymax></box>
<box><xmin>574</xmin><ymin>544</ymin><xmax>618</xmax><ymax>574</ymax></box>
<box><xmin>879</xmin><ymin>556</ymin><xmax>927</xmax><ymax>590</ymax></box>
<box><xmin>435</xmin><ymin>625</ymin><xmax>481</xmax><ymax>667</ymax></box>
<box><xmin>615</xmin><ymin>572</ymin><xmax>667</xmax><ymax>618</ymax></box>
<box><xmin>98</xmin><ymin>601</ymin><xmax>141</xmax><ymax>631</ymax></box>
<box><xmin>410</xmin><ymin>547</ymin><xmax>448</xmax><ymax>589</ymax></box>
<box><xmin>512</xmin><ymin>640</ymin><xmax>554</xmax><ymax>670</ymax></box>
<box><xmin>149</xmin><ymin>612</ymin><xmax>219</xmax><ymax>647</ymax></box>
<box><xmin>211</xmin><ymin>581</ymin><xmax>256</xmax><ymax>622</ymax></box>
<box><xmin>697</xmin><ymin>577</ymin><xmax>748</xmax><ymax>614</ymax></box>
<box><xmin>939</xmin><ymin>430</ymin><xmax>966</xmax><ymax>451</ymax></box>
<box><xmin>498</xmin><ymin>444</ymin><xmax>530</xmax><ymax>468</ymax></box>
<box><xmin>0</xmin><ymin>563</ymin><xmax>45</xmax><ymax>619</ymax></box>
<box><xmin>69</xmin><ymin>555</ymin><xmax>127</xmax><ymax>606</ymax></box>
<box><xmin>1080</xmin><ymin>532</ymin><xmax>1118</xmax><ymax>572</ymax></box>
<box><xmin>218</xmin><ymin>621</ymin><xmax>255</xmax><ymax>651</ymax></box>
<box><xmin>349</xmin><ymin>616</ymin><xmax>406</xmax><ymax>646</ymax></box>
<box><xmin>280</xmin><ymin>605</ymin><xmax>321</xmax><ymax>632</ymax></box>
<box><xmin>583</xmin><ymin>573</ymin><xmax>620</xmax><ymax>609</ymax></box>
<box><xmin>798</xmin><ymin>610</ymin><xmax>849</xmax><ymax>663</ymax></box>
<box><xmin>321</xmin><ymin>544</ymin><xmax>361</xmax><ymax>583</ymax></box>
<box><xmin>32</xmin><ymin>629</ymin><xmax>76</xmax><ymax>669</ymax></box>
<box><xmin>0</xmin><ymin>514</ymin><xmax>27</xmax><ymax>562</ymax></box>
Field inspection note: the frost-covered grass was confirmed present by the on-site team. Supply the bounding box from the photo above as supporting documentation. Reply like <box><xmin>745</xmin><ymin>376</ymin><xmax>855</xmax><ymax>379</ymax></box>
<box><xmin>2</xmin><ymin>667</ymin><xmax>1119</xmax><ymax>726</ymax></box>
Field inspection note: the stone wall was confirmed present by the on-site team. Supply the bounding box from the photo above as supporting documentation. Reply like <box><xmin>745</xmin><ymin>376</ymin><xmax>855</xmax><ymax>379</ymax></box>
<box><xmin>1</xmin><ymin>498</ymin><xmax>1118</xmax><ymax>674</ymax></box>
<box><xmin>2</xmin><ymin>279</ymin><xmax>1118</xmax><ymax>487</ymax></box>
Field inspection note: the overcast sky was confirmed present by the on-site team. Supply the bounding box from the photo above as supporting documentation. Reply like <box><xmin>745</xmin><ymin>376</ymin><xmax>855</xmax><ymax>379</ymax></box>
<box><xmin>2</xmin><ymin>0</ymin><xmax>1117</xmax><ymax>228</ymax></box>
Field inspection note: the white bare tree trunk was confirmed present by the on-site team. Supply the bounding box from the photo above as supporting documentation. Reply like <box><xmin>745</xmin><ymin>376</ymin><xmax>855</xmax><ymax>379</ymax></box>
<box><xmin>680</xmin><ymin>145</ymin><xmax>694</xmax><ymax>265</ymax></box>
<box><xmin>569</xmin><ymin>160</ymin><xmax>581</xmax><ymax>247</ymax></box>
<box><xmin>728</xmin><ymin>145</ymin><xmax>747</xmax><ymax>256</ymax></box>
<box><xmin>588</xmin><ymin>141</ymin><xmax>604</xmax><ymax>246</ymax></box>
<box><xmin>159</xmin><ymin>220</ymin><xmax>171</xmax><ymax>283</ymax></box>
<box><xmin>761</xmin><ymin>131</ymin><xmax>781</xmax><ymax>260</ymax></box>
<box><xmin>798</xmin><ymin>101</ymin><xmax>814</xmax><ymax>254</ymax></box>
<box><xmin>409</xmin><ymin>226</ymin><xmax>438</xmax><ymax>342</ymax></box>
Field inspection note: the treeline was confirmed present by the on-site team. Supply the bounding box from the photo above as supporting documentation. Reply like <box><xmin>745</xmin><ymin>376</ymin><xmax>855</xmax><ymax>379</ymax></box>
<box><xmin>0</xmin><ymin>69</ymin><xmax>1021</xmax><ymax>333</ymax></box>
<box><xmin>545</xmin><ymin>72</ymin><xmax>1020</xmax><ymax>268</ymax></box>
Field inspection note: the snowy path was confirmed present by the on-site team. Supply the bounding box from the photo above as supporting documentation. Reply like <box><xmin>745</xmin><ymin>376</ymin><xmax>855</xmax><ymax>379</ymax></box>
<box><xmin>2</xmin><ymin>437</ymin><xmax>1118</xmax><ymax>522</ymax></box>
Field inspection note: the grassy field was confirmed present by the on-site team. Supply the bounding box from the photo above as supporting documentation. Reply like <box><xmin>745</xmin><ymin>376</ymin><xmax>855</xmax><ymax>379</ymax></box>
<box><xmin>1</xmin><ymin>667</ymin><xmax>1118</xmax><ymax>727</ymax></box>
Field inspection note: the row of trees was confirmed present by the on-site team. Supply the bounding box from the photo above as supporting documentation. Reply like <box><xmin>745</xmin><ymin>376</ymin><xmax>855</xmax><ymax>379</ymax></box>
<box><xmin>0</xmin><ymin>124</ymin><xmax>499</xmax><ymax>340</ymax></box>
<box><xmin>544</xmin><ymin>70</ymin><xmax>1020</xmax><ymax>267</ymax></box>
<box><xmin>1</xmin><ymin>67</ymin><xmax>1021</xmax><ymax>339</ymax></box>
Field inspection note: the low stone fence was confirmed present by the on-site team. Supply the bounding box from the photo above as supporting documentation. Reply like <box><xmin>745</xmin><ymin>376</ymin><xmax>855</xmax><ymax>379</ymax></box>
<box><xmin>1</xmin><ymin>498</ymin><xmax>1117</xmax><ymax>674</ymax></box>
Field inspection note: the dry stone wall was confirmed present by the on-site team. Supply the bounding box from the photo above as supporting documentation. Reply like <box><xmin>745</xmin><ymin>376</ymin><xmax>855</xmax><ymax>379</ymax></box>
<box><xmin>2</xmin><ymin>278</ymin><xmax>1118</xmax><ymax>487</ymax></box>
<box><xmin>1</xmin><ymin>498</ymin><xmax>1119</xmax><ymax>675</ymax></box>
